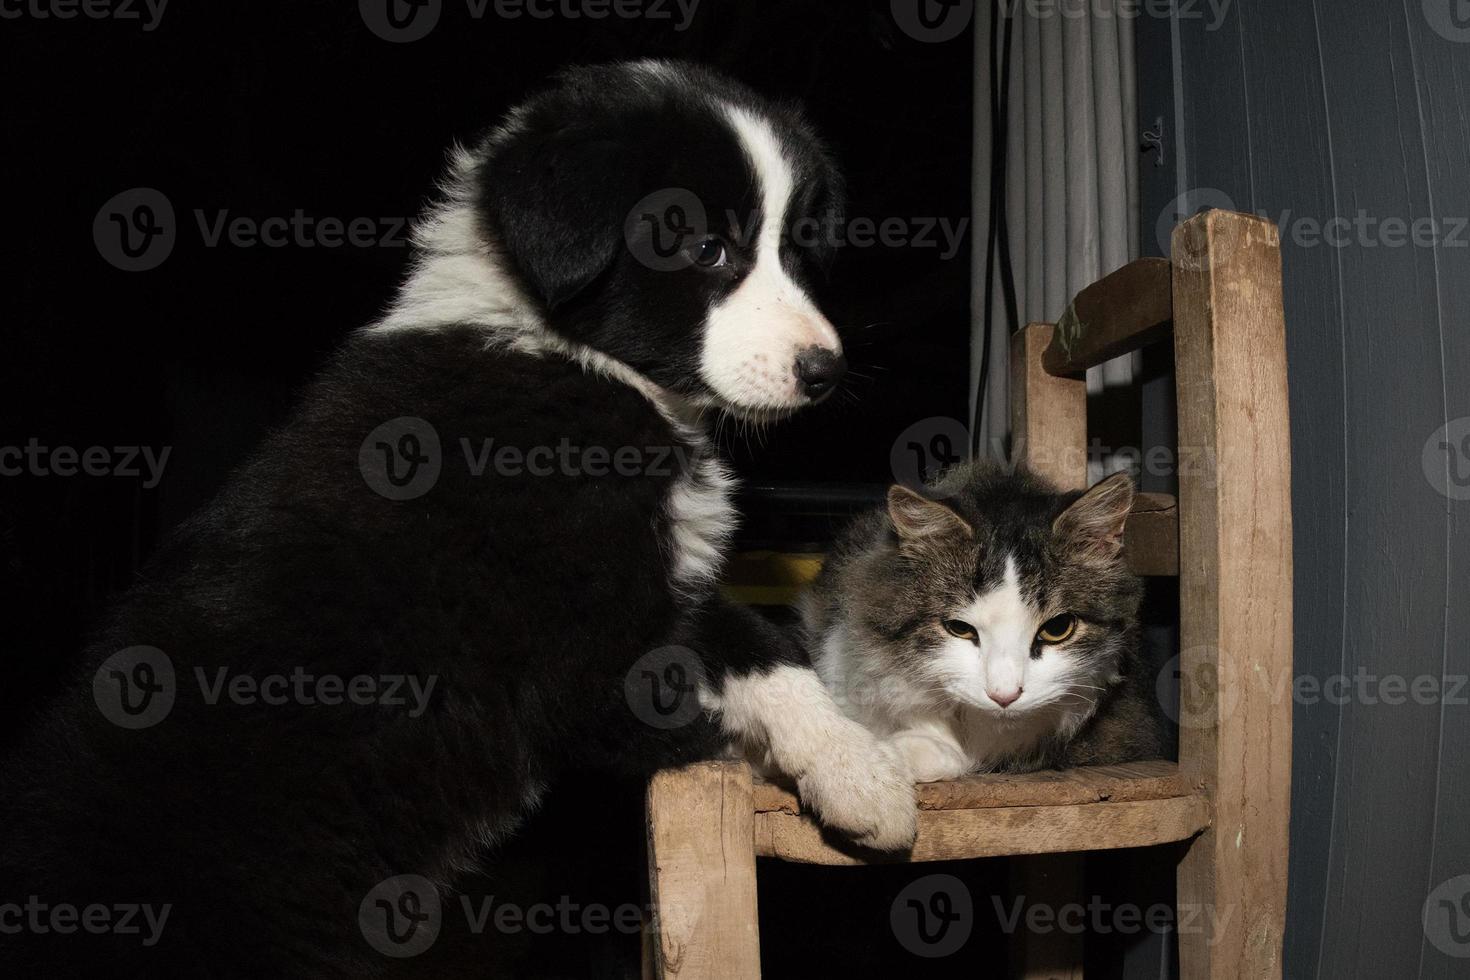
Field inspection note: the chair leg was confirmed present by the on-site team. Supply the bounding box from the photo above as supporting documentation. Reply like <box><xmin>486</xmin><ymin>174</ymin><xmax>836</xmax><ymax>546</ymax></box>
<box><xmin>645</xmin><ymin>761</ymin><xmax>761</xmax><ymax>979</ymax></box>
<box><xmin>1008</xmin><ymin>853</ymin><xmax>1086</xmax><ymax>979</ymax></box>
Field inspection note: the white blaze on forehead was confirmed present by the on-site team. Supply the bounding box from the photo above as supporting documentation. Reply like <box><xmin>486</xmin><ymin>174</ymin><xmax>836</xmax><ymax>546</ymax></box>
<box><xmin>961</xmin><ymin>556</ymin><xmax>1038</xmax><ymax>694</ymax></box>
<box><xmin>699</xmin><ymin>104</ymin><xmax>841</xmax><ymax>413</ymax></box>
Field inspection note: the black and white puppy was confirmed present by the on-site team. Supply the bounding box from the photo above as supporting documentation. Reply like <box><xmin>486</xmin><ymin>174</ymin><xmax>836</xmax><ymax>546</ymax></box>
<box><xmin>0</xmin><ymin>61</ymin><xmax>915</xmax><ymax>977</ymax></box>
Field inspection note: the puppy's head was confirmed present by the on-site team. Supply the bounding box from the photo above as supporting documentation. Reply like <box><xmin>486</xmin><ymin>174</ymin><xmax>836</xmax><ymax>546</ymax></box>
<box><xmin>476</xmin><ymin>60</ymin><xmax>846</xmax><ymax>418</ymax></box>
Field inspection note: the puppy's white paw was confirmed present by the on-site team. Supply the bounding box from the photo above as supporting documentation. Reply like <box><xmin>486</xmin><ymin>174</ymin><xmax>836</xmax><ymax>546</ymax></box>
<box><xmin>892</xmin><ymin>730</ymin><xmax>971</xmax><ymax>783</ymax></box>
<box><xmin>796</xmin><ymin>723</ymin><xmax>917</xmax><ymax>851</ymax></box>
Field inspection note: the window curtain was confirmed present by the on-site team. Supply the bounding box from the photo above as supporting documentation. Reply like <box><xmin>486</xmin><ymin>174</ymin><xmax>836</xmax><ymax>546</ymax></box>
<box><xmin>972</xmin><ymin>0</ymin><xmax>1141</xmax><ymax>481</ymax></box>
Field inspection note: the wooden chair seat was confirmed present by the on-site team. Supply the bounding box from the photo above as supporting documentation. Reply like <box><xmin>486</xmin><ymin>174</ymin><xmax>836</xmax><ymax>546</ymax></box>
<box><xmin>750</xmin><ymin>761</ymin><xmax>1210</xmax><ymax>866</ymax></box>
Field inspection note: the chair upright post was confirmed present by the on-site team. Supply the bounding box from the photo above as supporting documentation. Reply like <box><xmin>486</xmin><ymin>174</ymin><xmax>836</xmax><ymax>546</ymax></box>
<box><xmin>1008</xmin><ymin>321</ymin><xmax>1089</xmax><ymax>979</ymax></box>
<box><xmin>1171</xmin><ymin>210</ymin><xmax>1293</xmax><ymax>979</ymax></box>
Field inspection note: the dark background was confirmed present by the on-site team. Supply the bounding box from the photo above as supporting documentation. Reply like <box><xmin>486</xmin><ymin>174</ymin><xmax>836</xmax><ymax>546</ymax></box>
<box><xmin>1</xmin><ymin>1</ymin><xmax>979</xmax><ymax>975</ymax></box>
<box><xmin>1</xmin><ymin>0</ymin><xmax>973</xmax><ymax>737</ymax></box>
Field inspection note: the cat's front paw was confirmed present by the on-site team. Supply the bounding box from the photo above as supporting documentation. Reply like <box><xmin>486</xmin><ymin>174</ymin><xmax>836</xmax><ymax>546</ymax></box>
<box><xmin>892</xmin><ymin>730</ymin><xmax>971</xmax><ymax>783</ymax></box>
<box><xmin>796</xmin><ymin>725</ymin><xmax>917</xmax><ymax>852</ymax></box>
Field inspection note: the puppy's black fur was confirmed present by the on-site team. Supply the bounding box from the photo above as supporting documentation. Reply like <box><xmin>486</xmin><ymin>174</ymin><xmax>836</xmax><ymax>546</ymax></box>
<box><xmin>0</xmin><ymin>62</ymin><xmax>846</xmax><ymax>977</ymax></box>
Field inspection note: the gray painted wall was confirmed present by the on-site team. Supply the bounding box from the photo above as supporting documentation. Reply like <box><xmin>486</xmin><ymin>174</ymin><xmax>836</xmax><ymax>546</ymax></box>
<box><xmin>1160</xmin><ymin>3</ymin><xmax>1470</xmax><ymax>978</ymax></box>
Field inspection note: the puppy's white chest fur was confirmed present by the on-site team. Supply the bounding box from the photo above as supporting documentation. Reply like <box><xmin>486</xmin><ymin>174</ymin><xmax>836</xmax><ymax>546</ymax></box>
<box><xmin>663</xmin><ymin>436</ymin><xmax>738</xmax><ymax>595</ymax></box>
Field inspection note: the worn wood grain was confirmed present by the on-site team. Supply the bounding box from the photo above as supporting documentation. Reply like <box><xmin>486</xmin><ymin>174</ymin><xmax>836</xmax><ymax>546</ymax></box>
<box><xmin>1010</xmin><ymin>322</ymin><xmax>1088</xmax><ymax>489</ymax></box>
<box><xmin>1171</xmin><ymin>209</ymin><xmax>1292</xmax><ymax>980</ymax></box>
<box><xmin>1126</xmin><ymin>492</ymin><xmax>1180</xmax><ymax>576</ymax></box>
<box><xmin>753</xmin><ymin>760</ymin><xmax>1188</xmax><ymax>814</ymax></box>
<box><xmin>646</xmin><ymin>762</ymin><xmax>761</xmax><ymax>979</ymax></box>
<box><xmin>754</xmin><ymin>795</ymin><xmax>1210</xmax><ymax>866</ymax></box>
<box><xmin>1043</xmin><ymin>257</ymin><xmax>1173</xmax><ymax>378</ymax></box>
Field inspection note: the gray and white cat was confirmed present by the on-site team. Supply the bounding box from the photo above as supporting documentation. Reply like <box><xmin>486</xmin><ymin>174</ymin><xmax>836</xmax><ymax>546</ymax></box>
<box><xmin>802</xmin><ymin>462</ymin><xmax>1165</xmax><ymax>782</ymax></box>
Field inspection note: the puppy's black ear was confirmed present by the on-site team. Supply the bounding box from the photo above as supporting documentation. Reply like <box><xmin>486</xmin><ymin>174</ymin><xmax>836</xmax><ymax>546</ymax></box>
<box><xmin>478</xmin><ymin>129</ymin><xmax>637</xmax><ymax>312</ymax></box>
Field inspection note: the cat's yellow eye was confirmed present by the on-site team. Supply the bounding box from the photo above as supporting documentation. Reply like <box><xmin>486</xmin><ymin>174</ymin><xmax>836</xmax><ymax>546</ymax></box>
<box><xmin>942</xmin><ymin>619</ymin><xmax>978</xmax><ymax>642</ymax></box>
<box><xmin>1037</xmin><ymin>614</ymin><xmax>1078</xmax><ymax>644</ymax></box>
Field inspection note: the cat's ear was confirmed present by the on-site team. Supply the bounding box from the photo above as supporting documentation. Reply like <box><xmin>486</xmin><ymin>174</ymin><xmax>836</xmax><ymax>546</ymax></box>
<box><xmin>1052</xmin><ymin>472</ymin><xmax>1135</xmax><ymax>563</ymax></box>
<box><xmin>887</xmin><ymin>486</ymin><xmax>974</xmax><ymax>543</ymax></box>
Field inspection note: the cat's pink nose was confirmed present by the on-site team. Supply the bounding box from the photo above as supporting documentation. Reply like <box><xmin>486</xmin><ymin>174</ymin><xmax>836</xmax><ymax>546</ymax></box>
<box><xmin>989</xmin><ymin>687</ymin><xmax>1022</xmax><ymax>708</ymax></box>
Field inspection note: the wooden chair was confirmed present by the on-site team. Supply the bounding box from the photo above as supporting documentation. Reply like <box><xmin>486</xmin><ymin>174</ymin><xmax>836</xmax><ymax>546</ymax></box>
<box><xmin>644</xmin><ymin>209</ymin><xmax>1293</xmax><ymax>979</ymax></box>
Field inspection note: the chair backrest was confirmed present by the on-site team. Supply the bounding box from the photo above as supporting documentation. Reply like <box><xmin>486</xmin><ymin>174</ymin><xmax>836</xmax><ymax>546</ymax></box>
<box><xmin>1010</xmin><ymin>208</ymin><xmax>1293</xmax><ymax>975</ymax></box>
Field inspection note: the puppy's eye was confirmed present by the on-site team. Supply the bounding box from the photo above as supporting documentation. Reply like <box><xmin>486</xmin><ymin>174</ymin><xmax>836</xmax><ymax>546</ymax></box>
<box><xmin>942</xmin><ymin>619</ymin><xmax>978</xmax><ymax>643</ymax></box>
<box><xmin>690</xmin><ymin>238</ymin><xmax>728</xmax><ymax>268</ymax></box>
<box><xmin>1036</xmin><ymin>614</ymin><xmax>1078</xmax><ymax>644</ymax></box>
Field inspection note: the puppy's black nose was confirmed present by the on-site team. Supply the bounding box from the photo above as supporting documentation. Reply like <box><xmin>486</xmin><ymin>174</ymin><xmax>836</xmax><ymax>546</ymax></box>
<box><xmin>795</xmin><ymin>348</ymin><xmax>847</xmax><ymax>400</ymax></box>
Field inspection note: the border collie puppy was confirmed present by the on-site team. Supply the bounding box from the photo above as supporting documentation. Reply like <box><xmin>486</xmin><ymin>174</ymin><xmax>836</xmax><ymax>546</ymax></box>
<box><xmin>0</xmin><ymin>61</ymin><xmax>915</xmax><ymax>976</ymax></box>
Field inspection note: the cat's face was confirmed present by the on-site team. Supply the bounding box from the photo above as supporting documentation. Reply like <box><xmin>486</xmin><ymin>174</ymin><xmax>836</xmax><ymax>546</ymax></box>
<box><xmin>859</xmin><ymin>470</ymin><xmax>1141</xmax><ymax>726</ymax></box>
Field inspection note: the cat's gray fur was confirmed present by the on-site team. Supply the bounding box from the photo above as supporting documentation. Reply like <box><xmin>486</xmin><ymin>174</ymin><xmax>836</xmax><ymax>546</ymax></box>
<box><xmin>802</xmin><ymin>462</ymin><xmax>1166</xmax><ymax>779</ymax></box>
